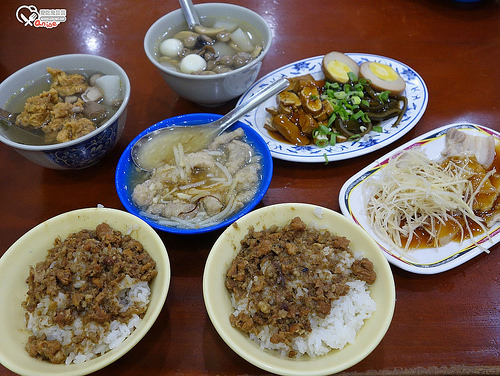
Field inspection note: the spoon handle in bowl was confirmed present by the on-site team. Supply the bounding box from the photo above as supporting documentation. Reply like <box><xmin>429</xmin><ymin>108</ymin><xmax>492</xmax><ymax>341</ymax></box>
<box><xmin>212</xmin><ymin>78</ymin><xmax>290</xmax><ymax>135</ymax></box>
<box><xmin>0</xmin><ymin>108</ymin><xmax>17</xmax><ymax>124</ymax></box>
<box><xmin>179</xmin><ymin>0</ymin><xmax>200</xmax><ymax>29</ymax></box>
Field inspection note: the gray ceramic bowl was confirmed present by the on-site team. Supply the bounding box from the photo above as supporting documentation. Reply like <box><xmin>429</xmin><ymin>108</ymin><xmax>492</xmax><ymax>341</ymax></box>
<box><xmin>144</xmin><ymin>3</ymin><xmax>272</xmax><ymax>106</ymax></box>
<box><xmin>0</xmin><ymin>54</ymin><xmax>130</xmax><ymax>170</ymax></box>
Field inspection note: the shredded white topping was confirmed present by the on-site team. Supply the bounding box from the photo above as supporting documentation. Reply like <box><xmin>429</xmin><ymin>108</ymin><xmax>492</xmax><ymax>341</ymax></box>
<box><xmin>133</xmin><ymin>131</ymin><xmax>262</xmax><ymax>229</ymax></box>
<box><xmin>363</xmin><ymin>149</ymin><xmax>489</xmax><ymax>251</ymax></box>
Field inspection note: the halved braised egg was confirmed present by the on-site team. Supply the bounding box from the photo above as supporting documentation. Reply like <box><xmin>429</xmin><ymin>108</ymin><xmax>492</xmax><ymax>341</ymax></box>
<box><xmin>359</xmin><ymin>61</ymin><xmax>406</xmax><ymax>95</ymax></box>
<box><xmin>322</xmin><ymin>52</ymin><xmax>360</xmax><ymax>83</ymax></box>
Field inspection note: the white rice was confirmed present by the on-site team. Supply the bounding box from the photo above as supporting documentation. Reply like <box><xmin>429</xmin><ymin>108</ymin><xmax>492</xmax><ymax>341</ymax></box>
<box><xmin>25</xmin><ymin>278</ymin><xmax>151</xmax><ymax>365</ymax></box>
<box><xmin>230</xmin><ymin>255</ymin><xmax>376</xmax><ymax>358</ymax></box>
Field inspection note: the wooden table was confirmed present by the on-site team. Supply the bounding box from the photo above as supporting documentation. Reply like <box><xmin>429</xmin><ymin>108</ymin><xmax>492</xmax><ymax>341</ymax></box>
<box><xmin>1</xmin><ymin>0</ymin><xmax>499</xmax><ymax>375</ymax></box>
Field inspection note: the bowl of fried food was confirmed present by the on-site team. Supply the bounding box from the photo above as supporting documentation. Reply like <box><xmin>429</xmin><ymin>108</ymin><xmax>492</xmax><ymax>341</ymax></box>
<box><xmin>0</xmin><ymin>54</ymin><xmax>130</xmax><ymax>169</ymax></box>
<box><xmin>144</xmin><ymin>3</ymin><xmax>272</xmax><ymax>106</ymax></box>
<box><xmin>115</xmin><ymin>113</ymin><xmax>273</xmax><ymax>235</ymax></box>
<box><xmin>0</xmin><ymin>207</ymin><xmax>170</xmax><ymax>376</ymax></box>
<box><xmin>203</xmin><ymin>203</ymin><xmax>395</xmax><ymax>375</ymax></box>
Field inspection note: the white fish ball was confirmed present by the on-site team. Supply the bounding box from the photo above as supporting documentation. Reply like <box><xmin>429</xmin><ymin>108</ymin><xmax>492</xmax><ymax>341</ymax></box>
<box><xmin>159</xmin><ymin>38</ymin><xmax>183</xmax><ymax>58</ymax></box>
<box><xmin>179</xmin><ymin>54</ymin><xmax>207</xmax><ymax>74</ymax></box>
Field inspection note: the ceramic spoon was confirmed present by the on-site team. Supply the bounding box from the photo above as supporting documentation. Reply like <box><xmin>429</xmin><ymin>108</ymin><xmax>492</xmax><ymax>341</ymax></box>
<box><xmin>131</xmin><ymin>78</ymin><xmax>289</xmax><ymax>172</ymax></box>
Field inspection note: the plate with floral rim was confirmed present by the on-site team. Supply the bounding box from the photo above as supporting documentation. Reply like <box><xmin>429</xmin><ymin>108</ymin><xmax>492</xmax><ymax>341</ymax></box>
<box><xmin>237</xmin><ymin>53</ymin><xmax>428</xmax><ymax>162</ymax></box>
<box><xmin>339</xmin><ymin>123</ymin><xmax>500</xmax><ymax>274</ymax></box>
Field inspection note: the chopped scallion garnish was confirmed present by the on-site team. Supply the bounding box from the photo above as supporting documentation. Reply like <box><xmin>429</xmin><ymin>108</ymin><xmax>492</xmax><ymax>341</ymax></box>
<box><xmin>378</xmin><ymin>91</ymin><xmax>390</xmax><ymax>102</ymax></box>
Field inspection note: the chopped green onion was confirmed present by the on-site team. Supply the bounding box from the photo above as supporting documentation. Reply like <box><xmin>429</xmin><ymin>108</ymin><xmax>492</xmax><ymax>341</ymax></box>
<box><xmin>321</xmin><ymin>72</ymin><xmax>404</xmax><ymax>141</ymax></box>
<box><xmin>329</xmin><ymin>132</ymin><xmax>339</xmax><ymax>146</ymax></box>
<box><xmin>315</xmin><ymin>137</ymin><xmax>329</xmax><ymax>148</ymax></box>
<box><xmin>378</xmin><ymin>91</ymin><xmax>390</xmax><ymax>102</ymax></box>
<box><xmin>348</xmin><ymin>134</ymin><xmax>362</xmax><ymax>142</ymax></box>
<box><xmin>318</xmin><ymin>124</ymin><xmax>330</xmax><ymax>134</ymax></box>
<box><xmin>347</xmin><ymin>71</ymin><xmax>358</xmax><ymax>81</ymax></box>
<box><xmin>354</xmin><ymin>83</ymin><xmax>364</xmax><ymax>92</ymax></box>
<box><xmin>327</xmin><ymin>113</ymin><xmax>336</xmax><ymax>127</ymax></box>
<box><xmin>353</xmin><ymin>110</ymin><xmax>365</xmax><ymax>120</ymax></box>
<box><xmin>334</xmin><ymin>91</ymin><xmax>346</xmax><ymax>100</ymax></box>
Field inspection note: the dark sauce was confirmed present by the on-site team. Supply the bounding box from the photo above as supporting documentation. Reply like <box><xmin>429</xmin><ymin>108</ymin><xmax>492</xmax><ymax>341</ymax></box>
<box><xmin>400</xmin><ymin>216</ymin><xmax>486</xmax><ymax>249</ymax></box>
<box><xmin>401</xmin><ymin>143</ymin><xmax>500</xmax><ymax>249</ymax></box>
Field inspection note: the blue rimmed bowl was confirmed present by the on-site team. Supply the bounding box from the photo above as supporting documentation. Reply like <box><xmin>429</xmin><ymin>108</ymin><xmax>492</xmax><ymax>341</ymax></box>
<box><xmin>115</xmin><ymin>113</ymin><xmax>273</xmax><ymax>235</ymax></box>
<box><xmin>0</xmin><ymin>54</ymin><xmax>130</xmax><ymax>169</ymax></box>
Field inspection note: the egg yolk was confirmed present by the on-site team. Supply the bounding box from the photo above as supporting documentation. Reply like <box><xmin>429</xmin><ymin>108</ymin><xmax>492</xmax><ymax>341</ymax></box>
<box><xmin>326</xmin><ymin>60</ymin><xmax>353</xmax><ymax>82</ymax></box>
<box><xmin>369</xmin><ymin>62</ymin><xmax>399</xmax><ymax>82</ymax></box>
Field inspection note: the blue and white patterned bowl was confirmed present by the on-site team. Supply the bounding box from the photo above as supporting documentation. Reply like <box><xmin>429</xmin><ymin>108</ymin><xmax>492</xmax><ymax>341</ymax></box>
<box><xmin>0</xmin><ymin>54</ymin><xmax>130</xmax><ymax>170</ymax></box>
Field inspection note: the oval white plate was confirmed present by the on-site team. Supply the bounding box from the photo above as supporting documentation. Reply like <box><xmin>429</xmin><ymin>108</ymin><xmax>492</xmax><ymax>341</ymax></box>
<box><xmin>339</xmin><ymin>123</ymin><xmax>500</xmax><ymax>274</ymax></box>
<box><xmin>237</xmin><ymin>53</ymin><xmax>428</xmax><ymax>163</ymax></box>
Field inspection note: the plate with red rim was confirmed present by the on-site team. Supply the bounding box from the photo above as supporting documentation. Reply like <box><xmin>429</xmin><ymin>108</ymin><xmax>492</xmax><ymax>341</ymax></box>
<box><xmin>339</xmin><ymin>123</ymin><xmax>500</xmax><ymax>274</ymax></box>
<box><xmin>237</xmin><ymin>53</ymin><xmax>428</xmax><ymax>162</ymax></box>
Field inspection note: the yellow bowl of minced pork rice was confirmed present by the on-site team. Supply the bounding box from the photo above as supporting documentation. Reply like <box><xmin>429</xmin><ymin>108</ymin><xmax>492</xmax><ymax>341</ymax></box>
<box><xmin>0</xmin><ymin>207</ymin><xmax>171</xmax><ymax>376</ymax></box>
<box><xmin>203</xmin><ymin>203</ymin><xmax>396</xmax><ymax>376</ymax></box>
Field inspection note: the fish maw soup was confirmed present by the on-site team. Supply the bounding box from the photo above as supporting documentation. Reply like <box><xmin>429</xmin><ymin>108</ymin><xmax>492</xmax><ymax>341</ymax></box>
<box><xmin>155</xmin><ymin>15</ymin><xmax>264</xmax><ymax>75</ymax></box>
<box><xmin>130</xmin><ymin>127</ymin><xmax>265</xmax><ymax>230</ymax></box>
<box><xmin>4</xmin><ymin>67</ymin><xmax>123</xmax><ymax>145</ymax></box>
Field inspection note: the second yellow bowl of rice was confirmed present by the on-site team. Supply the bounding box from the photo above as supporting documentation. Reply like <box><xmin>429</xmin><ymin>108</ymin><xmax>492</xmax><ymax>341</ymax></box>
<box><xmin>203</xmin><ymin>203</ymin><xmax>395</xmax><ymax>376</ymax></box>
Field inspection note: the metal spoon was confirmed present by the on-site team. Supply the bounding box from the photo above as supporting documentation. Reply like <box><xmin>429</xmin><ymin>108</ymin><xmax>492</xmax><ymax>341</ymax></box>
<box><xmin>0</xmin><ymin>108</ymin><xmax>19</xmax><ymax>125</ymax></box>
<box><xmin>178</xmin><ymin>0</ymin><xmax>226</xmax><ymax>36</ymax></box>
<box><xmin>131</xmin><ymin>78</ymin><xmax>289</xmax><ymax>172</ymax></box>
<box><xmin>0</xmin><ymin>107</ymin><xmax>45</xmax><ymax>142</ymax></box>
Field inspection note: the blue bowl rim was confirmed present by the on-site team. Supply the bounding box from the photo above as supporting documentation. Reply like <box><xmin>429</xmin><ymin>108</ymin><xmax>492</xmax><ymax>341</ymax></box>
<box><xmin>115</xmin><ymin>113</ymin><xmax>273</xmax><ymax>235</ymax></box>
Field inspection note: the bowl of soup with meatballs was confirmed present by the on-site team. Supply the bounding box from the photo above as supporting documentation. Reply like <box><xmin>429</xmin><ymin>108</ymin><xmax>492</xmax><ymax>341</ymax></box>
<box><xmin>115</xmin><ymin>112</ymin><xmax>273</xmax><ymax>234</ymax></box>
<box><xmin>0</xmin><ymin>54</ymin><xmax>130</xmax><ymax>169</ymax></box>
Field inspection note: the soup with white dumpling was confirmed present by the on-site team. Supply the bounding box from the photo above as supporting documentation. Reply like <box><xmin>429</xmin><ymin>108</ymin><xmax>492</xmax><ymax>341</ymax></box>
<box><xmin>155</xmin><ymin>15</ymin><xmax>264</xmax><ymax>75</ymax></box>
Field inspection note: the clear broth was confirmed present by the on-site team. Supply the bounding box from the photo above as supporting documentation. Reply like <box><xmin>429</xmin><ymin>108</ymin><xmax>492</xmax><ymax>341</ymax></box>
<box><xmin>155</xmin><ymin>15</ymin><xmax>264</xmax><ymax>73</ymax></box>
<box><xmin>3</xmin><ymin>69</ymin><xmax>119</xmax><ymax>145</ymax></box>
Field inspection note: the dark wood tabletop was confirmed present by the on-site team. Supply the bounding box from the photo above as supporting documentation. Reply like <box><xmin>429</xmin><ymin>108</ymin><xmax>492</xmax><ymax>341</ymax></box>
<box><xmin>1</xmin><ymin>0</ymin><xmax>499</xmax><ymax>375</ymax></box>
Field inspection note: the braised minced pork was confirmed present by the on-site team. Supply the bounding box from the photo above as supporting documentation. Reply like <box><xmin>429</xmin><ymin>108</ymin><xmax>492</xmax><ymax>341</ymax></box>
<box><xmin>225</xmin><ymin>216</ymin><xmax>376</xmax><ymax>356</ymax></box>
<box><xmin>23</xmin><ymin>223</ymin><xmax>157</xmax><ymax>363</ymax></box>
